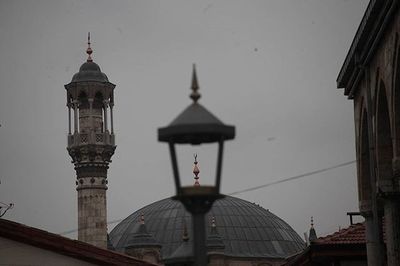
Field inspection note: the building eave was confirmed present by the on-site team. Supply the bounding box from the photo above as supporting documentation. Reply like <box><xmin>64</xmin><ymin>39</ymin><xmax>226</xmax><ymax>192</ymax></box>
<box><xmin>337</xmin><ymin>0</ymin><xmax>396</xmax><ymax>98</ymax></box>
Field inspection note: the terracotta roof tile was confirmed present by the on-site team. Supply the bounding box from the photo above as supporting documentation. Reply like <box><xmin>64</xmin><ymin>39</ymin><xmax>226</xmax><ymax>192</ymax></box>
<box><xmin>315</xmin><ymin>223</ymin><xmax>365</xmax><ymax>245</ymax></box>
<box><xmin>315</xmin><ymin>221</ymin><xmax>385</xmax><ymax>245</ymax></box>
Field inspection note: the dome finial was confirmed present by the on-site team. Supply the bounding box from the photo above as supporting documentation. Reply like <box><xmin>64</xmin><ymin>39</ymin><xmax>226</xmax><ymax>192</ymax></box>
<box><xmin>182</xmin><ymin>221</ymin><xmax>189</xmax><ymax>242</ymax></box>
<box><xmin>309</xmin><ymin>216</ymin><xmax>317</xmax><ymax>242</ymax></box>
<box><xmin>140</xmin><ymin>213</ymin><xmax>145</xmax><ymax>225</ymax></box>
<box><xmin>86</xmin><ymin>32</ymin><xmax>93</xmax><ymax>62</ymax></box>
<box><xmin>209</xmin><ymin>216</ymin><xmax>218</xmax><ymax>234</ymax></box>
<box><xmin>207</xmin><ymin>216</ymin><xmax>225</xmax><ymax>250</ymax></box>
<box><xmin>193</xmin><ymin>153</ymin><xmax>200</xmax><ymax>186</ymax></box>
<box><xmin>190</xmin><ymin>64</ymin><xmax>201</xmax><ymax>103</ymax></box>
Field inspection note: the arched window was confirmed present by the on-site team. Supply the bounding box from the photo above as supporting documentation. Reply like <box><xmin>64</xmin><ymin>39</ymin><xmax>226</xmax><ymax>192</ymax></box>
<box><xmin>94</xmin><ymin>92</ymin><xmax>104</xmax><ymax>109</ymax></box>
<box><xmin>376</xmin><ymin>81</ymin><xmax>393</xmax><ymax>190</ymax></box>
<box><xmin>78</xmin><ymin>91</ymin><xmax>89</xmax><ymax>109</ymax></box>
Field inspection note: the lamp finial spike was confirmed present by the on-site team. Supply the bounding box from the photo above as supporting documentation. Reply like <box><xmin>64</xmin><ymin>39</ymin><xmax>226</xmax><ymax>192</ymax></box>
<box><xmin>190</xmin><ymin>64</ymin><xmax>201</xmax><ymax>103</ymax></box>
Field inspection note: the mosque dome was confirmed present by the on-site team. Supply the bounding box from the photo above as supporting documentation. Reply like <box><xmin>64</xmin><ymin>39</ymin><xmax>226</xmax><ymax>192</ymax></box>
<box><xmin>109</xmin><ymin>196</ymin><xmax>304</xmax><ymax>260</ymax></box>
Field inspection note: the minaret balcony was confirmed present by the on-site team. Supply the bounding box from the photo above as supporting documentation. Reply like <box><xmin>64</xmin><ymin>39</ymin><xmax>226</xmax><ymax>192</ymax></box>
<box><xmin>68</xmin><ymin>132</ymin><xmax>115</xmax><ymax>147</ymax></box>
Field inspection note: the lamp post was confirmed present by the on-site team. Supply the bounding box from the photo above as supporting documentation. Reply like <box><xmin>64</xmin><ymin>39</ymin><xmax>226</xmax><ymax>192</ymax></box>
<box><xmin>158</xmin><ymin>65</ymin><xmax>235</xmax><ymax>266</ymax></box>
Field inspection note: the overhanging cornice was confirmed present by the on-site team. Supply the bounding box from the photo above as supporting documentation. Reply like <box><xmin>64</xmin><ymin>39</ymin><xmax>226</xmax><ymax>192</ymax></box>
<box><xmin>337</xmin><ymin>0</ymin><xmax>396</xmax><ymax>98</ymax></box>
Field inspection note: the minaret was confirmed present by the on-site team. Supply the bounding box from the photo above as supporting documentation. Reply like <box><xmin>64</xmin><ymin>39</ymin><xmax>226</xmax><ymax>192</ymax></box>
<box><xmin>65</xmin><ymin>34</ymin><xmax>116</xmax><ymax>248</ymax></box>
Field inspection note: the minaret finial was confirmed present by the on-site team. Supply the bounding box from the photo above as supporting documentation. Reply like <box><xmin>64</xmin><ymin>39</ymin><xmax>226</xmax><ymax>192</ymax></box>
<box><xmin>311</xmin><ymin>216</ymin><xmax>314</xmax><ymax>228</ymax></box>
<box><xmin>86</xmin><ymin>32</ymin><xmax>93</xmax><ymax>62</ymax></box>
<box><xmin>190</xmin><ymin>64</ymin><xmax>201</xmax><ymax>103</ymax></box>
<box><xmin>193</xmin><ymin>153</ymin><xmax>200</xmax><ymax>186</ymax></box>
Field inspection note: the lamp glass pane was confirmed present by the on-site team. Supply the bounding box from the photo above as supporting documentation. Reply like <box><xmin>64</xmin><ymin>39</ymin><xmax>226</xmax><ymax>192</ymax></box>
<box><xmin>173</xmin><ymin>143</ymin><xmax>218</xmax><ymax>187</ymax></box>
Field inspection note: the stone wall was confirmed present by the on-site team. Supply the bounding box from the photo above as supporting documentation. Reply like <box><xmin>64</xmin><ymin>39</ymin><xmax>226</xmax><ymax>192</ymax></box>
<box><xmin>78</xmin><ymin>187</ymin><xmax>108</xmax><ymax>248</ymax></box>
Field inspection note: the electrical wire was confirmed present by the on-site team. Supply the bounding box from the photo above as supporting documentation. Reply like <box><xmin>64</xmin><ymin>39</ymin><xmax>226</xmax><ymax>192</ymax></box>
<box><xmin>58</xmin><ymin>160</ymin><xmax>356</xmax><ymax>236</ymax></box>
<box><xmin>228</xmin><ymin>160</ymin><xmax>356</xmax><ymax>196</ymax></box>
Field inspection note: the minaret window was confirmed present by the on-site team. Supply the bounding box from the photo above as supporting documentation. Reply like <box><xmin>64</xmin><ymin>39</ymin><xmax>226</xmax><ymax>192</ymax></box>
<box><xmin>73</xmin><ymin>100</ymin><xmax>78</xmax><ymax>134</ymax></box>
<box><xmin>103</xmin><ymin>99</ymin><xmax>109</xmax><ymax>133</ymax></box>
<box><xmin>110</xmin><ymin>94</ymin><xmax>114</xmax><ymax>134</ymax></box>
<box><xmin>94</xmin><ymin>92</ymin><xmax>104</xmax><ymax>133</ymax></box>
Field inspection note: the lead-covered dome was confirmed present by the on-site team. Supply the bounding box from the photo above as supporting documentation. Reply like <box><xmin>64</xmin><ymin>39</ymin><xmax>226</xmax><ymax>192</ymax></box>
<box><xmin>70</xmin><ymin>36</ymin><xmax>109</xmax><ymax>83</ymax></box>
<box><xmin>71</xmin><ymin>61</ymin><xmax>109</xmax><ymax>82</ymax></box>
<box><xmin>110</xmin><ymin>196</ymin><xmax>304</xmax><ymax>259</ymax></box>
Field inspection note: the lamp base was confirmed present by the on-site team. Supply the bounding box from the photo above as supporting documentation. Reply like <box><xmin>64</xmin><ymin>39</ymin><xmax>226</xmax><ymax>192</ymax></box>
<box><xmin>172</xmin><ymin>186</ymin><xmax>225</xmax><ymax>214</ymax></box>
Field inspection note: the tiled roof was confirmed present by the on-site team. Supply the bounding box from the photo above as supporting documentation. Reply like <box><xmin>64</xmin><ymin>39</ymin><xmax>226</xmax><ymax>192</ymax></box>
<box><xmin>314</xmin><ymin>222</ymin><xmax>365</xmax><ymax>245</ymax></box>
<box><xmin>0</xmin><ymin>218</ymin><xmax>156</xmax><ymax>266</ymax></box>
<box><xmin>284</xmin><ymin>222</ymin><xmax>370</xmax><ymax>265</ymax></box>
<box><xmin>315</xmin><ymin>221</ymin><xmax>386</xmax><ymax>245</ymax></box>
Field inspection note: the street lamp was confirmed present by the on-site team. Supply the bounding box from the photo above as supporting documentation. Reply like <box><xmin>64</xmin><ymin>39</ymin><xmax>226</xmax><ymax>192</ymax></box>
<box><xmin>158</xmin><ymin>65</ymin><xmax>235</xmax><ymax>266</ymax></box>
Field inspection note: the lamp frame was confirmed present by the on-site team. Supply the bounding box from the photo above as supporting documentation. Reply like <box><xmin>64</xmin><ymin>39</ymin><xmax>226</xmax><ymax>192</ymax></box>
<box><xmin>159</xmin><ymin>65</ymin><xmax>235</xmax><ymax>266</ymax></box>
<box><xmin>168</xmin><ymin>139</ymin><xmax>224</xmax><ymax>197</ymax></box>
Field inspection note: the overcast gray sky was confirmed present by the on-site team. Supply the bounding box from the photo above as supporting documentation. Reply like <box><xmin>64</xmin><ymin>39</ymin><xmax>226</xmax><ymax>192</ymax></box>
<box><xmin>0</xmin><ymin>0</ymin><xmax>368</xmax><ymax>239</ymax></box>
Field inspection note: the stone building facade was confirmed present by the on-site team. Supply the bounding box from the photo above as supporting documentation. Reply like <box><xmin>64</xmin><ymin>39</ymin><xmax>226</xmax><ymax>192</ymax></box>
<box><xmin>337</xmin><ymin>1</ymin><xmax>400</xmax><ymax>265</ymax></box>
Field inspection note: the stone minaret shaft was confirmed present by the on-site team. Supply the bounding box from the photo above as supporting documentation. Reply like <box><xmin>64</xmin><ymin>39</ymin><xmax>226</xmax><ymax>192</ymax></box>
<box><xmin>65</xmin><ymin>35</ymin><xmax>116</xmax><ymax>248</ymax></box>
